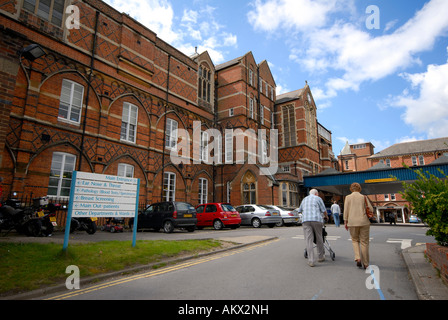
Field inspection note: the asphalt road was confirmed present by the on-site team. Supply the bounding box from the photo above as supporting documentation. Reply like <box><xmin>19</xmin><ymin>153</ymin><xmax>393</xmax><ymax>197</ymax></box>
<box><xmin>37</xmin><ymin>223</ymin><xmax>434</xmax><ymax>301</ymax></box>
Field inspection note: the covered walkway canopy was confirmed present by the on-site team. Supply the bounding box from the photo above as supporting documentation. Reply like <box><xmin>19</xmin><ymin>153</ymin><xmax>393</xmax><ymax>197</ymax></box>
<box><xmin>304</xmin><ymin>162</ymin><xmax>448</xmax><ymax>196</ymax></box>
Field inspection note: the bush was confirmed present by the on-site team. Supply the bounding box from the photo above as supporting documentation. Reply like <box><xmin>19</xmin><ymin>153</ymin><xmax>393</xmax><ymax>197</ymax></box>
<box><xmin>400</xmin><ymin>168</ymin><xmax>448</xmax><ymax>246</ymax></box>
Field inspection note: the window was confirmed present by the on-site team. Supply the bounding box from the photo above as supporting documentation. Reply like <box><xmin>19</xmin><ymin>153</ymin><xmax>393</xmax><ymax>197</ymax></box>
<box><xmin>344</xmin><ymin>160</ymin><xmax>349</xmax><ymax>170</ymax></box>
<box><xmin>281</xmin><ymin>182</ymin><xmax>298</xmax><ymax>207</ymax></box>
<box><xmin>48</xmin><ymin>152</ymin><xmax>76</xmax><ymax>197</ymax></box>
<box><xmin>198</xmin><ymin>65</ymin><xmax>211</xmax><ymax>103</ymax></box>
<box><xmin>200</xmin><ymin>131</ymin><xmax>209</xmax><ymax>162</ymax></box>
<box><xmin>225</xmin><ymin>131</ymin><xmax>233</xmax><ymax>164</ymax></box>
<box><xmin>199</xmin><ymin>178</ymin><xmax>208</xmax><ymax>204</ymax></box>
<box><xmin>23</xmin><ymin>0</ymin><xmax>65</xmax><ymax>26</ymax></box>
<box><xmin>165</xmin><ymin>118</ymin><xmax>178</xmax><ymax>149</ymax></box>
<box><xmin>259</xmin><ymin>78</ymin><xmax>263</xmax><ymax>94</ymax></box>
<box><xmin>59</xmin><ymin>79</ymin><xmax>84</xmax><ymax>123</ymax></box>
<box><xmin>243</xmin><ymin>183</ymin><xmax>256</xmax><ymax>204</ymax></box>
<box><xmin>386</xmin><ymin>159</ymin><xmax>391</xmax><ymax>167</ymax></box>
<box><xmin>121</xmin><ymin>102</ymin><xmax>138</xmax><ymax>143</ymax></box>
<box><xmin>229</xmin><ymin>108</ymin><xmax>234</xmax><ymax>117</ymax></box>
<box><xmin>249</xmin><ymin>98</ymin><xmax>255</xmax><ymax>119</ymax></box>
<box><xmin>282</xmin><ymin>105</ymin><xmax>295</xmax><ymax>147</ymax></box>
<box><xmin>261</xmin><ymin>139</ymin><xmax>268</xmax><ymax>164</ymax></box>
<box><xmin>391</xmin><ymin>194</ymin><xmax>396</xmax><ymax>201</ymax></box>
<box><xmin>249</xmin><ymin>68</ymin><xmax>254</xmax><ymax>86</ymax></box>
<box><xmin>118</xmin><ymin>163</ymin><xmax>134</xmax><ymax>178</ymax></box>
<box><xmin>163</xmin><ymin>172</ymin><xmax>176</xmax><ymax>201</ymax></box>
<box><xmin>384</xmin><ymin>194</ymin><xmax>390</xmax><ymax>201</ymax></box>
<box><xmin>282</xmin><ymin>165</ymin><xmax>290</xmax><ymax>173</ymax></box>
<box><xmin>282</xmin><ymin>183</ymin><xmax>288</xmax><ymax>206</ymax></box>
<box><xmin>260</xmin><ymin>105</ymin><xmax>264</xmax><ymax>124</ymax></box>
<box><xmin>418</xmin><ymin>155</ymin><xmax>425</xmax><ymax>165</ymax></box>
<box><xmin>412</xmin><ymin>156</ymin><xmax>418</xmax><ymax>166</ymax></box>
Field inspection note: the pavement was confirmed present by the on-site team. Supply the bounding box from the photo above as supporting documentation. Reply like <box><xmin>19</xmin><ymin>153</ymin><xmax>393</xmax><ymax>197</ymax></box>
<box><xmin>402</xmin><ymin>244</ymin><xmax>448</xmax><ymax>300</ymax></box>
<box><xmin>2</xmin><ymin>231</ymin><xmax>448</xmax><ymax>300</ymax></box>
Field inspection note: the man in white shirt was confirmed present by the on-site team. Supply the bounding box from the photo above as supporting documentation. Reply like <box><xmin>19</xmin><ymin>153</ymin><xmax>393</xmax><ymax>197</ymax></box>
<box><xmin>331</xmin><ymin>200</ymin><xmax>341</xmax><ymax>227</ymax></box>
<box><xmin>297</xmin><ymin>189</ymin><xmax>328</xmax><ymax>267</ymax></box>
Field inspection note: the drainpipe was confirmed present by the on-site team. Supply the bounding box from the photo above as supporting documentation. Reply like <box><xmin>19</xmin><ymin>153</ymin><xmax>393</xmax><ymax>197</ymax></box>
<box><xmin>78</xmin><ymin>10</ymin><xmax>99</xmax><ymax>171</ymax></box>
<box><xmin>160</xmin><ymin>54</ymin><xmax>171</xmax><ymax>201</ymax></box>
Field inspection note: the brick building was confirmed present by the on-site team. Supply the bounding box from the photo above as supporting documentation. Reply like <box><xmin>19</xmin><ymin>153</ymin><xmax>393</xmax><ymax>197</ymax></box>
<box><xmin>0</xmin><ymin>0</ymin><xmax>335</xmax><ymax>211</ymax></box>
<box><xmin>337</xmin><ymin>137</ymin><xmax>448</xmax><ymax>222</ymax></box>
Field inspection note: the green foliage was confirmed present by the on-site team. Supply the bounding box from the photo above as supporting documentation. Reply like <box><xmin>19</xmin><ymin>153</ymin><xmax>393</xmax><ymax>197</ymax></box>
<box><xmin>400</xmin><ymin>168</ymin><xmax>448</xmax><ymax>246</ymax></box>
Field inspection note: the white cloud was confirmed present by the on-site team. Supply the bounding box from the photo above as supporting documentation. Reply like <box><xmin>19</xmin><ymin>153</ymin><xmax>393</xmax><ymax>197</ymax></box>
<box><xmin>247</xmin><ymin>0</ymin><xmax>355</xmax><ymax>33</ymax></box>
<box><xmin>249</xmin><ymin>0</ymin><xmax>448</xmax><ymax>104</ymax></box>
<box><xmin>105</xmin><ymin>0</ymin><xmax>180</xmax><ymax>44</ymax></box>
<box><xmin>391</xmin><ymin>58</ymin><xmax>448</xmax><ymax>138</ymax></box>
<box><xmin>104</xmin><ymin>0</ymin><xmax>237</xmax><ymax>65</ymax></box>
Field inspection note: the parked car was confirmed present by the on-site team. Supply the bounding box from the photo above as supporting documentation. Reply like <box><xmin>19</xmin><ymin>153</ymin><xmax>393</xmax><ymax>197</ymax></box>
<box><xmin>291</xmin><ymin>209</ymin><xmax>303</xmax><ymax>225</ymax></box>
<box><xmin>196</xmin><ymin>203</ymin><xmax>241</xmax><ymax>230</ymax></box>
<box><xmin>409</xmin><ymin>214</ymin><xmax>421</xmax><ymax>223</ymax></box>
<box><xmin>235</xmin><ymin>204</ymin><xmax>282</xmax><ymax>228</ymax></box>
<box><xmin>132</xmin><ymin>201</ymin><xmax>197</xmax><ymax>233</ymax></box>
<box><xmin>270</xmin><ymin>205</ymin><xmax>301</xmax><ymax>226</ymax></box>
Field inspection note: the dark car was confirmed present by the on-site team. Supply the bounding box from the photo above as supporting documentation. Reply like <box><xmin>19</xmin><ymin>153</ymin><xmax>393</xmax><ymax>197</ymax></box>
<box><xmin>133</xmin><ymin>201</ymin><xmax>197</xmax><ymax>233</ymax></box>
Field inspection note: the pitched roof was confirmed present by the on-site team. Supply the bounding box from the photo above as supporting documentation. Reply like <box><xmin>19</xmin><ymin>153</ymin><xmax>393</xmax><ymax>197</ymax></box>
<box><xmin>369</xmin><ymin>137</ymin><xmax>448</xmax><ymax>159</ymax></box>
<box><xmin>275</xmin><ymin>88</ymin><xmax>304</xmax><ymax>104</ymax></box>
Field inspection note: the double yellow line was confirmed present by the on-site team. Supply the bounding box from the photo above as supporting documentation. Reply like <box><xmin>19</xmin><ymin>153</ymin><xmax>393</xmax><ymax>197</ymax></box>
<box><xmin>46</xmin><ymin>239</ymin><xmax>278</xmax><ymax>300</ymax></box>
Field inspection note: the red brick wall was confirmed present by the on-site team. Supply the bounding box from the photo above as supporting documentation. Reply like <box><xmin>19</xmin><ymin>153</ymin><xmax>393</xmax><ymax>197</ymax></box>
<box><xmin>426</xmin><ymin>243</ymin><xmax>448</xmax><ymax>285</ymax></box>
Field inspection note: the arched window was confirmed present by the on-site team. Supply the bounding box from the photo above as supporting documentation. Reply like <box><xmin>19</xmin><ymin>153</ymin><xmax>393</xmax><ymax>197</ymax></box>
<box><xmin>198</xmin><ymin>64</ymin><xmax>212</xmax><ymax>103</ymax></box>
<box><xmin>242</xmin><ymin>171</ymin><xmax>257</xmax><ymax>204</ymax></box>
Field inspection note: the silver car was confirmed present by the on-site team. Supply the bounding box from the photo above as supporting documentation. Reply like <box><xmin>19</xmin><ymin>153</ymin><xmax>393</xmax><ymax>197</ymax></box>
<box><xmin>270</xmin><ymin>205</ymin><xmax>302</xmax><ymax>226</ymax></box>
<box><xmin>235</xmin><ymin>204</ymin><xmax>282</xmax><ymax>228</ymax></box>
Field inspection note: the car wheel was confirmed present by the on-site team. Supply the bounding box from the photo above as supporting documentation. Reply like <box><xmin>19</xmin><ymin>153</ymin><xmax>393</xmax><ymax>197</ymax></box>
<box><xmin>213</xmin><ymin>219</ymin><xmax>224</xmax><ymax>230</ymax></box>
<box><xmin>251</xmin><ymin>217</ymin><xmax>261</xmax><ymax>228</ymax></box>
<box><xmin>163</xmin><ymin>220</ymin><xmax>174</xmax><ymax>233</ymax></box>
<box><xmin>276</xmin><ymin>220</ymin><xmax>284</xmax><ymax>227</ymax></box>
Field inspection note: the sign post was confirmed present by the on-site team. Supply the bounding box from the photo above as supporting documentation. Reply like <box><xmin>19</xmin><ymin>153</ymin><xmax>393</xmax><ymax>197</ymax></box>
<box><xmin>63</xmin><ymin>171</ymin><xmax>140</xmax><ymax>251</ymax></box>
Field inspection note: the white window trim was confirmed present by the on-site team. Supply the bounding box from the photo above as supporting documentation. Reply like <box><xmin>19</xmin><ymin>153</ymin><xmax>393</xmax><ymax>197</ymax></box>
<box><xmin>118</xmin><ymin>163</ymin><xmax>134</xmax><ymax>178</ymax></box>
<box><xmin>48</xmin><ymin>152</ymin><xmax>76</xmax><ymax>198</ymax></box>
<box><xmin>199</xmin><ymin>178</ymin><xmax>208</xmax><ymax>204</ymax></box>
<box><xmin>225</xmin><ymin>131</ymin><xmax>233</xmax><ymax>164</ymax></box>
<box><xmin>59</xmin><ymin>79</ymin><xmax>84</xmax><ymax>124</ymax></box>
<box><xmin>249</xmin><ymin>98</ymin><xmax>254</xmax><ymax>119</ymax></box>
<box><xmin>200</xmin><ymin>131</ymin><xmax>209</xmax><ymax>162</ymax></box>
<box><xmin>165</xmin><ymin>118</ymin><xmax>178</xmax><ymax>149</ymax></box>
<box><xmin>121</xmin><ymin>102</ymin><xmax>138</xmax><ymax>143</ymax></box>
<box><xmin>163</xmin><ymin>172</ymin><xmax>176</xmax><ymax>201</ymax></box>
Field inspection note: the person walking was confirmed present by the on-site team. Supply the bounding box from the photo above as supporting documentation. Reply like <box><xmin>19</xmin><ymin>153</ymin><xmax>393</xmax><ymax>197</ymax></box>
<box><xmin>297</xmin><ymin>189</ymin><xmax>328</xmax><ymax>267</ymax></box>
<box><xmin>330</xmin><ymin>200</ymin><xmax>341</xmax><ymax>227</ymax></box>
<box><xmin>344</xmin><ymin>182</ymin><xmax>374</xmax><ymax>269</ymax></box>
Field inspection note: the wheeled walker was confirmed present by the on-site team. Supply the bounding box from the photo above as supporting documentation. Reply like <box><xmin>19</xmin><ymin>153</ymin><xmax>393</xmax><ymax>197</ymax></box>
<box><xmin>304</xmin><ymin>226</ymin><xmax>336</xmax><ymax>261</ymax></box>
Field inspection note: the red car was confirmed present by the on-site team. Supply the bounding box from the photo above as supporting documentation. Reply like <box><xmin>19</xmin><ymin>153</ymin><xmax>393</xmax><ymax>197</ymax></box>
<box><xmin>195</xmin><ymin>203</ymin><xmax>241</xmax><ymax>230</ymax></box>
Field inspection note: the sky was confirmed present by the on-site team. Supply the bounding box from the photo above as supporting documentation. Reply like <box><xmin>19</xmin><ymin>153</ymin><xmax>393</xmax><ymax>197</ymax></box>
<box><xmin>104</xmin><ymin>0</ymin><xmax>448</xmax><ymax>157</ymax></box>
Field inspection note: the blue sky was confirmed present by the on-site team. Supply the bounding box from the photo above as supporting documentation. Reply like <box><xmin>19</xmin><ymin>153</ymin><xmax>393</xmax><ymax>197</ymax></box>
<box><xmin>104</xmin><ymin>0</ymin><xmax>448</xmax><ymax>157</ymax></box>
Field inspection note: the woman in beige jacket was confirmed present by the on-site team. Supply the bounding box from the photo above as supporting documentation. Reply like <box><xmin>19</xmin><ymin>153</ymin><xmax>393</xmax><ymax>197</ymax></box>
<box><xmin>344</xmin><ymin>182</ymin><xmax>374</xmax><ymax>269</ymax></box>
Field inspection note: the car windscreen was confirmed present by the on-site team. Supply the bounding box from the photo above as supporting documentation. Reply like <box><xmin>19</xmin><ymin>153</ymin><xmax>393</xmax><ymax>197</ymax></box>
<box><xmin>258</xmin><ymin>205</ymin><xmax>274</xmax><ymax>210</ymax></box>
<box><xmin>176</xmin><ymin>202</ymin><xmax>195</xmax><ymax>212</ymax></box>
<box><xmin>221</xmin><ymin>204</ymin><xmax>236</xmax><ymax>212</ymax></box>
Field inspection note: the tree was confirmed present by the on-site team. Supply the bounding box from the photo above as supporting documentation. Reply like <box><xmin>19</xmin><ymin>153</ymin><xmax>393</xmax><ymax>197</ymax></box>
<box><xmin>400</xmin><ymin>168</ymin><xmax>448</xmax><ymax>246</ymax></box>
